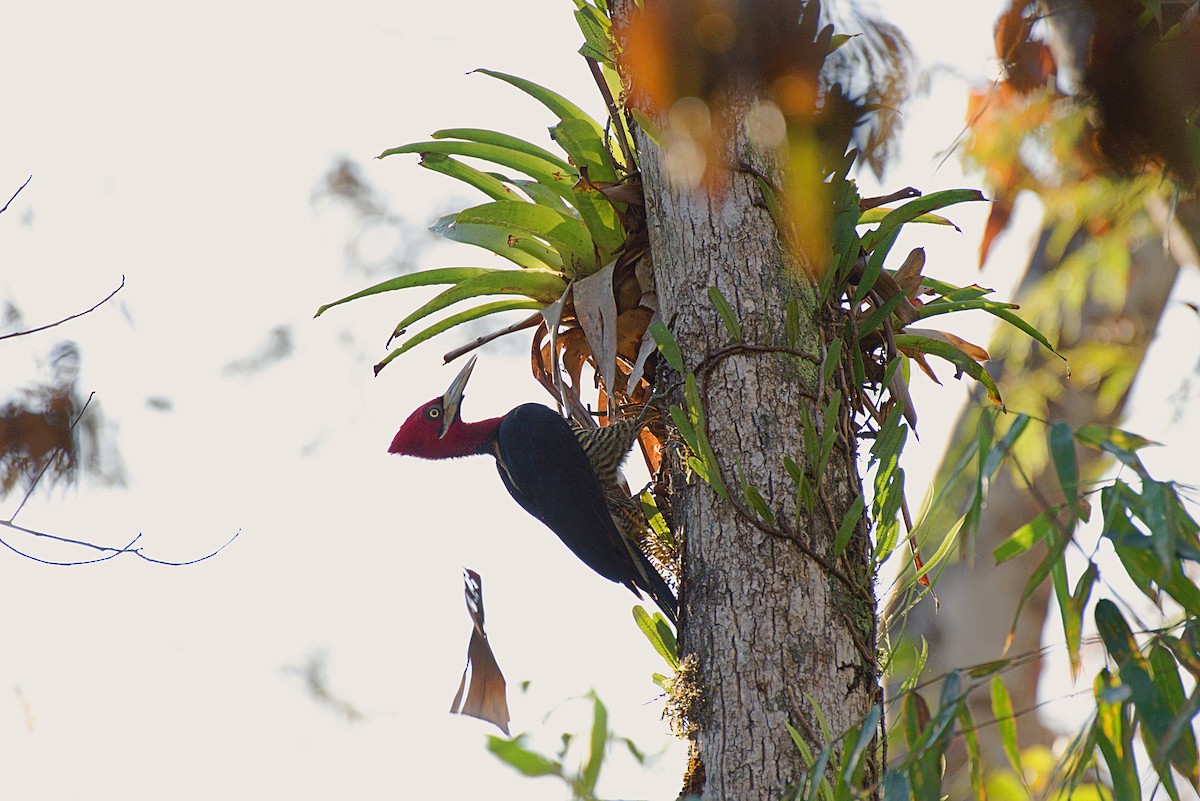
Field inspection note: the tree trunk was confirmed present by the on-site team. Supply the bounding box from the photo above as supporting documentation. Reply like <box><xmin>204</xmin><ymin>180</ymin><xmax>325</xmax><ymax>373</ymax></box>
<box><xmin>636</xmin><ymin>103</ymin><xmax>877</xmax><ymax>800</ymax></box>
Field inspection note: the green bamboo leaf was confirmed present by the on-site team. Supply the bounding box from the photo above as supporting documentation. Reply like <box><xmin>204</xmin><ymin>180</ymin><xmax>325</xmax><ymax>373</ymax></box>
<box><xmin>1050</xmin><ymin>421</ymin><xmax>1080</xmax><ymax>513</ymax></box>
<box><xmin>804</xmin><ymin>744</ymin><xmax>833</xmax><ymax>801</ymax></box>
<box><xmin>708</xmin><ymin>286</ymin><xmax>743</xmax><ymax>342</ymax></box>
<box><xmin>839</xmin><ymin>704</ymin><xmax>881</xmax><ymax>787</ymax></box>
<box><xmin>1064</xmin><ymin>564</ymin><xmax>1098</xmax><ymax>678</ymax></box>
<box><xmin>817</xmin><ymin>390</ymin><xmax>842</xmax><ymax>478</ymax></box>
<box><xmin>1007</xmin><ymin>517</ymin><xmax>1070</xmax><ymax>646</ymax></box>
<box><xmin>314</xmin><ymin>267</ymin><xmax>492</xmax><ymax>317</ymax></box>
<box><xmin>429</xmin><ymin>214</ymin><xmax>563</xmax><ymax>270</ymax></box>
<box><xmin>486</xmin><ymin>735</ymin><xmax>563</xmax><ymax>777</ymax></box>
<box><xmin>860</xmin><ymin>188</ymin><xmax>986</xmax><ymax>251</ymax></box>
<box><xmin>881</xmin><ymin>770</ymin><xmax>911</xmax><ymax>801</ymax></box>
<box><xmin>1093</xmin><ymin>670</ymin><xmax>1142</xmax><ymax>801</ymax></box>
<box><xmin>474</xmin><ymin>69</ymin><xmax>605</xmax><ymax>137</ymax></box>
<box><xmin>1150</xmin><ymin>645</ymin><xmax>1200</xmax><ymax>783</ymax></box>
<box><xmin>956</xmin><ymin>701</ymin><xmax>986</xmax><ymax>801</ymax></box>
<box><xmin>991</xmin><ymin>676</ymin><xmax>1023</xmax><ymax>779</ymax></box>
<box><xmin>431</xmin><ymin>127</ymin><xmax>575</xmax><ymax>173</ymax></box>
<box><xmin>456</xmin><ymin>201</ymin><xmax>595</xmax><ymax>276</ymax></box>
<box><xmin>994</xmin><ymin>510</ymin><xmax>1055</xmax><ymax>564</ymax></box>
<box><xmin>649</xmin><ymin>320</ymin><xmax>684</xmax><ymax>372</ymax></box>
<box><xmin>893</xmin><ymin>333</ymin><xmax>1004</xmax><ymax>409</ymax></box>
<box><xmin>379</xmin><ymin>140</ymin><xmax>576</xmax><ymax>201</ymax></box>
<box><xmin>1076</xmin><ymin>423</ymin><xmax>1156</xmax><ymax>478</ymax></box>
<box><xmin>632</xmin><ymin>605</ymin><xmax>678</xmax><ymax>669</ymax></box>
<box><xmin>983</xmin><ymin>413</ymin><xmax>1030</xmax><ymax>477</ymax></box>
<box><xmin>390</xmin><ymin>269</ymin><xmax>568</xmax><ymax>339</ymax></box>
<box><xmin>418</xmin><ymin>153</ymin><xmax>520</xmax><ymax>201</ymax></box>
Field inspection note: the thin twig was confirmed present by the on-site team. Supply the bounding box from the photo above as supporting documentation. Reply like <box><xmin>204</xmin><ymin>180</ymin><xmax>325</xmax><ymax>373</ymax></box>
<box><xmin>586</xmin><ymin>56</ymin><xmax>636</xmax><ymax>174</ymax></box>
<box><xmin>0</xmin><ymin>275</ymin><xmax>125</xmax><ymax>342</ymax></box>
<box><xmin>0</xmin><ymin>176</ymin><xmax>32</xmax><ymax>216</ymax></box>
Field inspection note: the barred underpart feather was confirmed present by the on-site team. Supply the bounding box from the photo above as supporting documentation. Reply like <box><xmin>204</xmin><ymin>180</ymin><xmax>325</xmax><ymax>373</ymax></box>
<box><xmin>573</xmin><ymin>417</ymin><xmax>679</xmax><ymax>587</ymax></box>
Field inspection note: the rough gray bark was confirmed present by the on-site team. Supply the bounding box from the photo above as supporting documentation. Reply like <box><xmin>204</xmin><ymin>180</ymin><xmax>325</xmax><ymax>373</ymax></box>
<box><xmin>637</xmin><ymin>106</ymin><xmax>876</xmax><ymax>800</ymax></box>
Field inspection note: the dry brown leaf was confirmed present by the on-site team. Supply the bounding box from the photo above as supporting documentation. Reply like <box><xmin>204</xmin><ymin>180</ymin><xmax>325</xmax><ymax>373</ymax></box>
<box><xmin>450</xmin><ymin>569</ymin><xmax>510</xmax><ymax>735</ymax></box>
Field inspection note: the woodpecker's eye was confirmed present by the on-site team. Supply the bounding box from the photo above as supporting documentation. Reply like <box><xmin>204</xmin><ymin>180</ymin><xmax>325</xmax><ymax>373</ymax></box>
<box><xmin>427</xmin><ymin>407</ymin><xmax>442</xmax><ymax>420</ymax></box>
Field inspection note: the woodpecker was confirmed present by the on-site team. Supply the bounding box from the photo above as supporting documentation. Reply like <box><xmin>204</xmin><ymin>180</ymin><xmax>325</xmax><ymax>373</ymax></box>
<box><xmin>388</xmin><ymin>356</ymin><xmax>678</xmax><ymax>624</ymax></box>
<box><xmin>572</xmin><ymin>419</ymin><xmax>678</xmax><ymax>587</ymax></box>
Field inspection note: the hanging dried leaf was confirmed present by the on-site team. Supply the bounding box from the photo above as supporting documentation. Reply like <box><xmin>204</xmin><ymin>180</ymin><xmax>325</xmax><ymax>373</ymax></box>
<box><xmin>573</xmin><ymin>261</ymin><xmax>620</xmax><ymax>407</ymax></box>
<box><xmin>450</xmin><ymin>569</ymin><xmax>511</xmax><ymax>735</ymax></box>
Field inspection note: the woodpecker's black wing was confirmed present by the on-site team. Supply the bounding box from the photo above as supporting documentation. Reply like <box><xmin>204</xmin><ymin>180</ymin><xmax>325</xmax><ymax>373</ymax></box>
<box><xmin>493</xmin><ymin>404</ymin><xmax>677</xmax><ymax>622</ymax></box>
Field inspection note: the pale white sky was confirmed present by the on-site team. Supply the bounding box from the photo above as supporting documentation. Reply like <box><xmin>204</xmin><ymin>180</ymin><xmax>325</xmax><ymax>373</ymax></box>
<box><xmin>2</xmin><ymin>1</ymin><xmax>1197</xmax><ymax>799</ymax></box>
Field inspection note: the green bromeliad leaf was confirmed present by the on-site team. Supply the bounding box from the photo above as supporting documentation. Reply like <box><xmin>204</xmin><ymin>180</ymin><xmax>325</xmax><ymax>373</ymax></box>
<box><xmin>456</xmin><ymin>201</ymin><xmax>596</xmax><ymax>277</ymax></box>
<box><xmin>389</xmin><ymin>268</ymin><xmax>569</xmax><ymax>341</ymax></box>
<box><xmin>314</xmin><ymin>267</ymin><xmax>493</xmax><ymax>318</ymax></box>
<box><xmin>418</xmin><ymin>153</ymin><xmax>519</xmax><ymax>202</ymax></box>
<box><xmin>378</xmin><ymin>140</ymin><xmax>577</xmax><ymax>203</ymax></box>
<box><xmin>374</xmin><ymin>299</ymin><xmax>544</xmax><ymax>373</ymax></box>
<box><xmin>473</xmin><ymin>69</ymin><xmax>606</xmax><ymax>138</ymax></box>
<box><xmin>430</xmin><ymin>214</ymin><xmax>563</xmax><ymax>271</ymax></box>
<box><xmin>431</xmin><ymin>127</ymin><xmax>575</xmax><ymax>173</ymax></box>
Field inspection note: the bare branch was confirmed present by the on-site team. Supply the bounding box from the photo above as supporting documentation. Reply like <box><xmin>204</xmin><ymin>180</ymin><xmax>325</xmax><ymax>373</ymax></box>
<box><xmin>0</xmin><ymin>519</ymin><xmax>242</xmax><ymax>567</ymax></box>
<box><xmin>0</xmin><ymin>276</ymin><xmax>125</xmax><ymax>343</ymax></box>
<box><xmin>0</xmin><ymin>176</ymin><xmax>32</xmax><ymax>216</ymax></box>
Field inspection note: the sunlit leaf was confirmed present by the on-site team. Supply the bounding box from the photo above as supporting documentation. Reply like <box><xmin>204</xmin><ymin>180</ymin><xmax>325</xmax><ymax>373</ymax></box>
<box><xmin>474</xmin><ymin>69</ymin><xmax>605</xmax><ymax>137</ymax></box>
<box><xmin>430</xmin><ymin>214</ymin><xmax>563</xmax><ymax>270</ymax></box>
<box><xmin>390</xmin><ymin>269</ymin><xmax>568</xmax><ymax>340</ymax></box>
<box><xmin>314</xmin><ymin>267</ymin><xmax>493</xmax><ymax>317</ymax></box>
<box><xmin>431</xmin><ymin>127</ymin><xmax>575</xmax><ymax>173</ymax></box>
<box><xmin>456</xmin><ymin>201</ymin><xmax>595</xmax><ymax>276</ymax></box>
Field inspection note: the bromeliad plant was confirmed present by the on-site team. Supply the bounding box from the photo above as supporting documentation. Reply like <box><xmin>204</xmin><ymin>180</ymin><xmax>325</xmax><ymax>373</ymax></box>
<box><xmin>315</xmin><ymin>2</ymin><xmax>661</xmax><ymax>441</ymax></box>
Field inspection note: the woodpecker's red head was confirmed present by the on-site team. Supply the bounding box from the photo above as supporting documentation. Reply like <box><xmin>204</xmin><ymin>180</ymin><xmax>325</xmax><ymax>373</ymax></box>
<box><xmin>389</xmin><ymin>356</ymin><xmax>496</xmax><ymax>459</ymax></box>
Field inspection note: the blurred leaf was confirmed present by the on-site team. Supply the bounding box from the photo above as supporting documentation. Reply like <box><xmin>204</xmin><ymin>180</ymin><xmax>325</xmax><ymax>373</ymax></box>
<box><xmin>486</xmin><ymin>735</ymin><xmax>563</xmax><ymax>777</ymax></box>
<box><xmin>580</xmin><ymin>692</ymin><xmax>609</xmax><ymax>793</ymax></box>
<box><xmin>991</xmin><ymin>676</ymin><xmax>1023</xmax><ymax>780</ymax></box>
<box><xmin>1093</xmin><ymin>669</ymin><xmax>1141</xmax><ymax>801</ymax></box>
